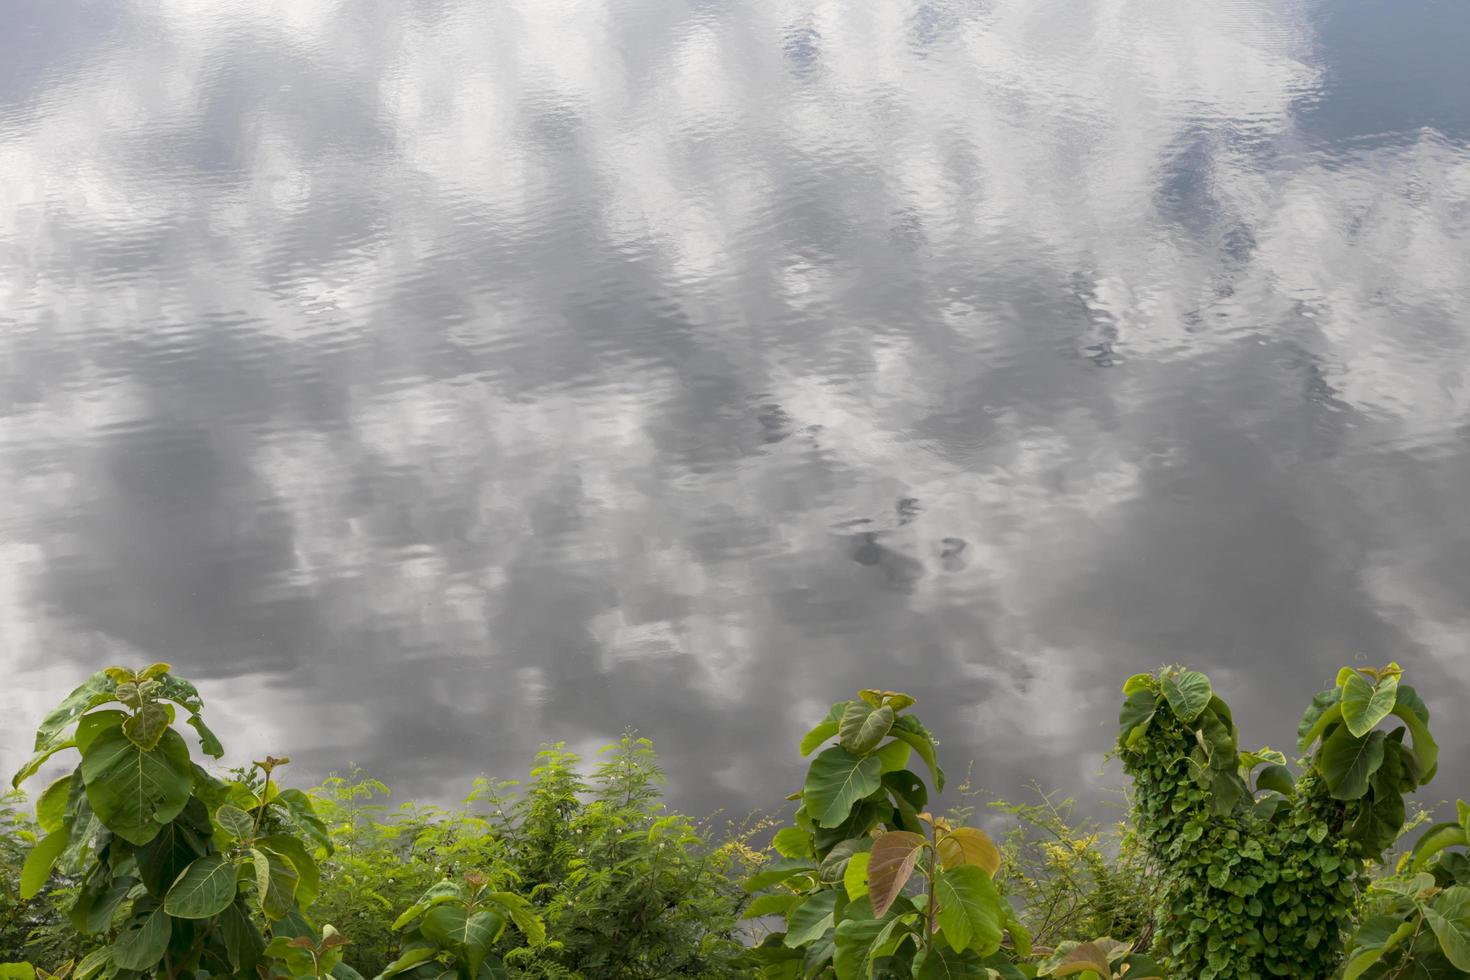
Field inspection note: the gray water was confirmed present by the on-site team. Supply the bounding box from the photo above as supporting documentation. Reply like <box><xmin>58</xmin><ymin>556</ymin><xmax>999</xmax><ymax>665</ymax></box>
<box><xmin>3</xmin><ymin>0</ymin><xmax>1470</xmax><ymax>820</ymax></box>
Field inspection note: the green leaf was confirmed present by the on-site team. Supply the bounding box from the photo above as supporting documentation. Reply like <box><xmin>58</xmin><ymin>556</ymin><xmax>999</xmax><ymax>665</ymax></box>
<box><xmin>784</xmin><ymin>890</ymin><xmax>838</xmax><ymax>947</ymax></box>
<box><xmin>1341</xmin><ymin>672</ymin><xmax>1399</xmax><ymax>738</ymax></box>
<box><xmin>1255</xmin><ymin>764</ymin><xmax>1295</xmax><ymax>797</ymax></box>
<box><xmin>164</xmin><ymin>854</ymin><xmax>237</xmax><ymax>919</ymax></box>
<box><xmin>774</xmin><ymin>827</ymin><xmax>815</xmax><ymax>859</ymax></box>
<box><xmin>35</xmin><ymin>775</ymin><xmax>72</xmax><ymax>833</ymax></box>
<box><xmin>259</xmin><ymin>834</ymin><xmax>321</xmax><ymax>908</ymax></box>
<box><xmin>868</xmin><ymin>831</ymin><xmax>926</xmax><ymax>917</ymax></box>
<box><xmin>79</xmin><ymin>726</ymin><xmax>193</xmax><ymax>845</ymax></box>
<box><xmin>743</xmin><ymin>857</ymin><xmax>818</xmax><ymax>893</ymax></box>
<box><xmin>801</xmin><ymin>703</ymin><xmax>852</xmax><ymax>756</ymax></box>
<box><xmin>0</xmin><ymin>965</ymin><xmax>36</xmax><ymax>979</ymax></box>
<box><xmin>832</xmin><ymin>916</ymin><xmax>887</xmax><ymax>980</ymax></box>
<box><xmin>111</xmin><ymin>900</ymin><xmax>172</xmax><ymax>970</ymax></box>
<box><xmin>1391</xmin><ymin>695</ymin><xmax>1439</xmax><ymax>784</ymax></box>
<box><xmin>20</xmin><ymin>829</ymin><xmax>69</xmax><ymax>899</ymax></box>
<box><xmin>912</xmin><ymin>945</ymin><xmax>988</xmax><ymax>979</ymax></box>
<box><xmin>1319</xmin><ymin>728</ymin><xmax>1386</xmax><ymax>801</ymax></box>
<box><xmin>1161</xmin><ymin>669</ymin><xmax>1213</xmax><ymax>723</ymax></box>
<box><xmin>844</xmin><ymin>851</ymin><xmax>871</xmax><ymax>900</ymax></box>
<box><xmin>250</xmin><ymin>846</ymin><xmax>299</xmax><ymax>920</ymax></box>
<box><xmin>890</xmin><ymin>716</ymin><xmax>945</xmax><ymax>792</ymax></box>
<box><xmin>935</xmin><ymin>865</ymin><xmax>1004</xmax><ymax>954</ymax></box>
<box><xmin>1297</xmin><ymin>689</ymin><xmax>1343</xmax><ymax>752</ymax></box>
<box><xmin>135</xmin><ymin>802</ymin><xmax>210</xmax><ymax>896</ymax></box>
<box><xmin>11</xmin><ymin>739</ymin><xmax>77</xmax><ymax>790</ymax></box>
<box><xmin>377</xmin><ymin>947</ymin><xmax>436</xmax><ymax>978</ymax></box>
<box><xmin>214</xmin><ymin>803</ymin><xmax>256</xmax><ymax>842</ymax></box>
<box><xmin>121</xmin><ymin>703</ymin><xmax>171</xmax><ymax>751</ymax></box>
<box><xmin>835</xmin><ymin>916</ymin><xmax>908</xmax><ymax>980</ymax></box>
<box><xmin>839</xmin><ymin>703</ymin><xmax>895</xmax><ymax>755</ymax></box>
<box><xmin>1118</xmin><ymin>689</ymin><xmax>1157</xmax><ymax>746</ymax></box>
<box><xmin>874</xmin><ymin>739</ymin><xmax>912</xmax><ymax>774</ymax></box>
<box><xmin>805</xmin><ymin>747</ymin><xmax>883</xmax><ymax>828</ymax></box>
<box><xmin>1425</xmin><ymin>886</ymin><xmax>1470</xmax><ymax>970</ymax></box>
<box><xmin>743</xmin><ymin>893</ymin><xmax>803</xmax><ymax>920</ymax></box>
<box><xmin>33</xmin><ymin>673</ymin><xmax>117</xmax><ymax>752</ymax></box>
<box><xmin>484</xmin><ymin>891</ymin><xmax>544</xmax><ymax>945</ymax></box>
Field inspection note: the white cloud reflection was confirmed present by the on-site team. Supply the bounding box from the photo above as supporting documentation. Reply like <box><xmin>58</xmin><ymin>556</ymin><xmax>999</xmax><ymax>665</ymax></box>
<box><xmin>2</xmin><ymin>0</ymin><xmax>1469</xmax><ymax>810</ymax></box>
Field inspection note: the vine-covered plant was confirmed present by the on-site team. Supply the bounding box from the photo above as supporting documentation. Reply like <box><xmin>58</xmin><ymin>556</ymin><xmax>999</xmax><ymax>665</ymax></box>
<box><xmin>1118</xmin><ymin>664</ymin><xmax>1438</xmax><ymax>979</ymax></box>
<box><xmin>1339</xmin><ymin>799</ymin><xmax>1470</xmax><ymax>978</ymax></box>
<box><xmin>744</xmin><ymin>690</ymin><xmax>1028</xmax><ymax>979</ymax></box>
<box><xmin>11</xmin><ymin>664</ymin><xmax>333</xmax><ymax>979</ymax></box>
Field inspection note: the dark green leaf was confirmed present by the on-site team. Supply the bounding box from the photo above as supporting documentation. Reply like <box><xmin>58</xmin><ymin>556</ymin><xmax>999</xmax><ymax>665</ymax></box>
<box><xmin>111</xmin><ymin>900</ymin><xmax>172</xmax><ymax>970</ymax></box>
<box><xmin>164</xmin><ymin>854</ymin><xmax>237</xmax><ymax>919</ymax></box>
<box><xmin>79</xmin><ymin>726</ymin><xmax>193</xmax><ymax>845</ymax></box>
<box><xmin>1320</xmin><ymin>728</ymin><xmax>1386</xmax><ymax>801</ymax></box>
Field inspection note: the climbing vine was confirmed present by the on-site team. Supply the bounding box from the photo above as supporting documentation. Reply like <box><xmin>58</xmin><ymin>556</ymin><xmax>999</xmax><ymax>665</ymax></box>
<box><xmin>1118</xmin><ymin>664</ymin><xmax>1438</xmax><ymax>979</ymax></box>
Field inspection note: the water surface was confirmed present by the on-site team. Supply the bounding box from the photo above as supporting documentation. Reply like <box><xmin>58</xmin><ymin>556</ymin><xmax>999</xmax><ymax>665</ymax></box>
<box><xmin>3</xmin><ymin>0</ymin><xmax>1470</xmax><ymax>819</ymax></box>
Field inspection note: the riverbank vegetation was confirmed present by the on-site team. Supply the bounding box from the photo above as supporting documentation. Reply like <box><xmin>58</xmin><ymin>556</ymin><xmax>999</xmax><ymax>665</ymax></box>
<box><xmin>2</xmin><ymin>664</ymin><xmax>1467</xmax><ymax>978</ymax></box>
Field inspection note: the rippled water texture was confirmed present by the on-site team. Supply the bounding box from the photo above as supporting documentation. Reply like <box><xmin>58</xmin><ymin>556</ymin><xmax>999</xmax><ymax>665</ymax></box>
<box><xmin>3</xmin><ymin>0</ymin><xmax>1470</xmax><ymax>815</ymax></box>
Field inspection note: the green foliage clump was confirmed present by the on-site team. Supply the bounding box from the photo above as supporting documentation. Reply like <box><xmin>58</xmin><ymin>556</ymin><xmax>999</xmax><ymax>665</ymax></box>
<box><xmin>10</xmin><ymin>664</ymin><xmax>334</xmax><ymax>979</ymax></box>
<box><xmin>1118</xmin><ymin>664</ymin><xmax>1437</xmax><ymax>979</ymax></box>
<box><xmin>485</xmin><ymin>735</ymin><xmax>754</xmax><ymax>979</ymax></box>
<box><xmin>1341</xmin><ymin>799</ymin><xmax>1470</xmax><ymax>977</ymax></box>
<box><xmin>988</xmin><ymin>791</ymin><xmax>1159</xmax><ymax>954</ymax></box>
<box><xmin>1</xmin><ymin>792</ymin><xmax>87</xmax><ymax>967</ymax></box>
<box><xmin>744</xmin><ymin>689</ymin><xmax>1027</xmax><ymax>979</ymax></box>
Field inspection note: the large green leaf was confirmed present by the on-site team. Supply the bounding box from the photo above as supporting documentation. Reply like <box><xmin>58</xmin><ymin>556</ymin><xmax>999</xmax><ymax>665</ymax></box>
<box><xmin>839</xmin><ymin>703</ymin><xmax>895</xmax><ymax>755</ymax></box>
<box><xmin>259</xmin><ymin>834</ymin><xmax>320</xmax><ymax>908</ymax></box>
<box><xmin>35</xmin><ymin>775</ymin><xmax>72</xmax><ymax>833</ymax></box>
<box><xmin>1341</xmin><ymin>672</ymin><xmax>1399</xmax><ymax>738</ymax></box>
<box><xmin>164</xmin><ymin>854</ymin><xmax>237</xmax><ymax>919</ymax></box>
<box><xmin>136</xmin><ymin>800</ymin><xmax>211</xmax><ymax>896</ymax></box>
<box><xmin>833</xmin><ymin>916</ymin><xmax>908</xmax><ymax>980</ymax></box>
<box><xmin>805</xmin><ymin>747</ymin><xmax>883</xmax><ymax>828</ymax></box>
<box><xmin>934</xmin><ymin>865</ymin><xmax>1004</xmax><ymax>955</ymax></box>
<box><xmin>250</xmin><ymin>846</ymin><xmax>300</xmax><ymax>920</ymax></box>
<box><xmin>912</xmin><ymin>945</ymin><xmax>988</xmax><ymax>979</ymax></box>
<box><xmin>19</xmin><ymin>829</ymin><xmax>68</xmax><ymax>899</ymax></box>
<box><xmin>1425</xmin><ymin>886</ymin><xmax>1470</xmax><ymax>970</ymax></box>
<box><xmin>868</xmin><ymin>831</ymin><xmax>925</xmax><ymax>918</ymax></box>
<box><xmin>33</xmin><ymin>672</ymin><xmax>117</xmax><ymax>751</ymax></box>
<box><xmin>1255</xmin><ymin>764</ymin><xmax>1295</xmax><ymax>797</ymax></box>
<box><xmin>1161</xmin><ymin>669</ymin><xmax>1212</xmax><ymax>723</ymax></box>
<box><xmin>79</xmin><ymin>726</ymin><xmax>193</xmax><ymax>845</ymax></box>
<box><xmin>111</xmin><ymin>899</ymin><xmax>172</xmax><ymax>970</ymax></box>
<box><xmin>1319</xmin><ymin>728</ymin><xmax>1386</xmax><ymax>801</ymax></box>
<box><xmin>423</xmin><ymin>904</ymin><xmax>505</xmax><ymax>975</ymax></box>
<box><xmin>783</xmin><ymin>890</ymin><xmax>839</xmax><ymax>947</ymax></box>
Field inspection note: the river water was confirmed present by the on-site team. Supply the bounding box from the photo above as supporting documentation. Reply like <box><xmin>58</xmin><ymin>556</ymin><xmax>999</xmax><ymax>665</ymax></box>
<box><xmin>3</xmin><ymin>0</ymin><xmax>1469</xmax><ymax>820</ymax></box>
